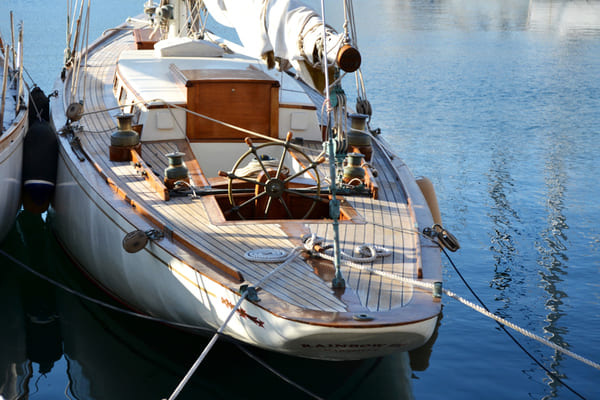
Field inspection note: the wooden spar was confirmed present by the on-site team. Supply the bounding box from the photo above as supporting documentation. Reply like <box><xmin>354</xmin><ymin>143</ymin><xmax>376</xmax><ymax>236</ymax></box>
<box><xmin>10</xmin><ymin>12</ymin><xmax>16</xmax><ymax>71</ymax></box>
<box><xmin>16</xmin><ymin>23</ymin><xmax>23</xmax><ymax>111</ymax></box>
<box><xmin>0</xmin><ymin>45</ymin><xmax>8</xmax><ymax>131</ymax></box>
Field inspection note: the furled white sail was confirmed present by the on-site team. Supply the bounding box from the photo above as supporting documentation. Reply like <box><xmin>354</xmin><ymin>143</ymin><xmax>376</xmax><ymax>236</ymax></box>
<box><xmin>202</xmin><ymin>0</ymin><xmax>358</xmax><ymax>92</ymax></box>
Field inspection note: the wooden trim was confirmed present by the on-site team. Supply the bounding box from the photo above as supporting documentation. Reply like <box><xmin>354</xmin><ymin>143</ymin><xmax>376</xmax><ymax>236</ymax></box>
<box><xmin>132</xmin><ymin>28</ymin><xmax>158</xmax><ymax>50</ymax></box>
<box><xmin>172</xmin><ymin>66</ymin><xmax>281</xmax><ymax>86</ymax></box>
<box><xmin>363</xmin><ymin>163</ymin><xmax>379</xmax><ymax>199</ymax></box>
<box><xmin>279</xmin><ymin>103</ymin><xmax>317</xmax><ymax>111</ymax></box>
<box><xmin>169</xmin><ymin>63</ymin><xmax>188</xmax><ymax>92</ymax></box>
<box><xmin>0</xmin><ymin>108</ymin><xmax>26</xmax><ymax>153</ymax></box>
<box><xmin>200</xmin><ymin>193</ymin><xmax>364</xmax><ymax>226</ymax></box>
<box><xmin>269</xmin><ymin>85</ymin><xmax>279</xmax><ymax>137</ymax></box>
<box><xmin>114</xmin><ymin>64</ymin><xmax>145</xmax><ymax>104</ymax></box>
<box><xmin>130</xmin><ymin>148</ymin><xmax>170</xmax><ymax>201</ymax></box>
<box><xmin>80</xmin><ymin>146</ymin><xmax>245</xmax><ymax>283</ymax></box>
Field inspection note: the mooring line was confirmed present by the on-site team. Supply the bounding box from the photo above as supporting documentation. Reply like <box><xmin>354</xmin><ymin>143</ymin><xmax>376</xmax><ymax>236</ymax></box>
<box><xmin>350</xmin><ymin>222</ymin><xmax>600</xmax><ymax>372</ymax></box>
<box><xmin>233</xmin><ymin>343</ymin><xmax>325</xmax><ymax>400</ymax></box>
<box><xmin>0</xmin><ymin>249</ymin><xmax>214</xmax><ymax>333</ymax></box>
<box><xmin>311</xmin><ymin>243</ymin><xmax>600</xmax><ymax>375</ymax></box>
<box><xmin>165</xmin><ymin>246</ymin><xmax>304</xmax><ymax>400</ymax></box>
<box><xmin>164</xmin><ymin>291</ymin><xmax>249</xmax><ymax>400</ymax></box>
<box><xmin>439</xmin><ymin>246</ymin><xmax>589</xmax><ymax>400</ymax></box>
<box><xmin>0</xmin><ymin>248</ymin><xmax>323</xmax><ymax>399</ymax></box>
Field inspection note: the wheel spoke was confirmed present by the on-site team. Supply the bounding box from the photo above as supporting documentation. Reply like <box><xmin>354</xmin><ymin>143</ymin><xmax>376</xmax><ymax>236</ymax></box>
<box><xmin>235</xmin><ymin>190</ymin><xmax>268</xmax><ymax>211</ymax></box>
<box><xmin>263</xmin><ymin>196</ymin><xmax>274</xmax><ymax>218</ymax></box>
<box><xmin>252</xmin><ymin>150</ymin><xmax>273</xmax><ymax>178</ymax></box>
<box><xmin>229</xmin><ymin>173</ymin><xmax>267</xmax><ymax>187</ymax></box>
<box><xmin>275</xmin><ymin>144</ymin><xmax>288</xmax><ymax>180</ymax></box>
<box><xmin>283</xmin><ymin>164</ymin><xmax>318</xmax><ymax>183</ymax></box>
<box><xmin>227</xmin><ymin>139</ymin><xmax>322</xmax><ymax>220</ymax></box>
<box><xmin>278</xmin><ymin>197</ymin><xmax>295</xmax><ymax>219</ymax></box>
<box><xmin>282</xmin><ymin>187</ymin><xmax>324</xmax><ymax>203</ymax></box>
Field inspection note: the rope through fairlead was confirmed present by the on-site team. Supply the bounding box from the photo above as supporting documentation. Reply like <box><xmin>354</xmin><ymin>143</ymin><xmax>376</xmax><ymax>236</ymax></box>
<box><xmin>306</xmin><ymin>238</ymin><xmax>600</xmax><ymax>372</ymax></box>
<box><xmin>0</xmin><ymin>248</ymin><xmax>323</xmax><ymax>399</ymax></box>
<box><xmin>165</xmin><ymin>246</ymin><xmax>304</xmax><ymax>400</ymax></box>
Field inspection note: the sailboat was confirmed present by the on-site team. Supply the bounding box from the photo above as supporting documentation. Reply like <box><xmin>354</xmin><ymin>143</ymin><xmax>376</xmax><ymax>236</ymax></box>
<box><xmin>49</xmin><ymin>0</ymin><xmax>457</xmax><ymax>361</ymax></box>
<box><xmin>1</xmin><ymin>11</ymin><xmax>58</xmax><ymax>242</ymax></box>
<box><xmin>0</xmin><ymin>16</ymin><xmax>27</xmax><ymax>242</ymax></box>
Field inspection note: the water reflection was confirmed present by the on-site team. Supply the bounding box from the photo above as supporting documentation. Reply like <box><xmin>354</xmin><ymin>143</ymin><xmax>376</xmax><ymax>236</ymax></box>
<box><xmin>537</xmin><ymin>144</ymin><xmax>570</xmax><ymax>396</ymax></box>
<box><xmin>0</xmin><ymin>262</ymin><xmax>29</xmax><ymax>400</ymax></box>
<box><xmin>372</xmin><ymin>0</ymin><xmax>529</xmax><ymax>32</ymax></box>
<box><xmin>486</xmin><ymin>141</ymin><xmax>523</xmax><ymax>320</ymax></box>
<box><xmin>362</xmin><ymin>0</ymin><xmax>600</xmax><ymax>35</ymax></box>
<box><xmin>528</xmin><ymin>0</ymin><xmax>600</xmax><ymax>35</ymax></box>
<box><xmin>0</xmin><ymin>212</ymin><xmax>426</xmax><ymax>399</ymax></box>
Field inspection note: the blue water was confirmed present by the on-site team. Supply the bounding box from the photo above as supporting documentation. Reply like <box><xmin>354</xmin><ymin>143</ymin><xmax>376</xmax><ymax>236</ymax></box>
<box><xmin>1</xmin><ymin>1</ymin><xmax>600</xmax><ymax>399</ymax></box>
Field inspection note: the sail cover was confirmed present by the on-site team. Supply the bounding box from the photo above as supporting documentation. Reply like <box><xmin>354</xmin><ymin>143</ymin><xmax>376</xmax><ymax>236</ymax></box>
<box><xmin>203</xmin><ymin>0</ymin><xmax>345</xmax><ymax>91</ymax></box>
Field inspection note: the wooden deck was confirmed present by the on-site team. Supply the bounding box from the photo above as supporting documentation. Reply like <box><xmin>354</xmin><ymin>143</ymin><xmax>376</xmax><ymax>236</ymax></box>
<box><xmin>61</xmin><ymin>28</ymin><xmax>428</xmax><ymax>317</ymax></box>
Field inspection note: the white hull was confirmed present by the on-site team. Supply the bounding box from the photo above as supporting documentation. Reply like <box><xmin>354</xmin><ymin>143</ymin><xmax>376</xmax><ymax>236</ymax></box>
<box><xmin>0</xmin><ymin>109</ymin><xmax>26</xmax><ymax>242</ymax></box>
<box><xmin>49</xmin><ymin>1</ymin><xmax>446</xmax><ymax>362</ymax></box>
<box><xmin>51</xmin><ymin>143</ymin><xmax>438</xmax><ymax>360</ymax></box>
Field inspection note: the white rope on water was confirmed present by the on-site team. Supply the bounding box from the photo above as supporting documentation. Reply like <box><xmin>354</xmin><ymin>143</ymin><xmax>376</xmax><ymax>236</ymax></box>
<box><xmin>442</xmin><ymin>288</ymin><xmax>600</xmax><ymax>370</ymax></box>
<box><xmin>309</xmin><ymin>244</ymin><xmax>600</xmax><ymax>371</ymax></box>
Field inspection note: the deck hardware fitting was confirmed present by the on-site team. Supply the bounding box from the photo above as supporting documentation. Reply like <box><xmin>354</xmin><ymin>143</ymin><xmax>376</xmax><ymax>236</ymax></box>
<box><xmin>353</xmin><ymin>313</ymin><xmax>373</xmax><ymax>322</ymax></box>
<box><xmin>239</xmin><ymin>284</ymin><xmax>260</xmax><ymax>302</ymax></box>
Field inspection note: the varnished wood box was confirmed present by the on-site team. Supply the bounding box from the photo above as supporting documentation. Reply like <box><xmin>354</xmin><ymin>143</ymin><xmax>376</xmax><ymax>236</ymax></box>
<box><xmin>170</xmin><ymin>64</ymin><xmax>280</xmax><ymax>141</ymax></box>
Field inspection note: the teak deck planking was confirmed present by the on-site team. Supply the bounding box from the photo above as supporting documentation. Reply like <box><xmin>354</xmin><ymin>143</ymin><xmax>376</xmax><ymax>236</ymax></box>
<box><xmin>64</xmin><ymin>28</ymin><xmax>426</xmax><ymax>320</ymax></box>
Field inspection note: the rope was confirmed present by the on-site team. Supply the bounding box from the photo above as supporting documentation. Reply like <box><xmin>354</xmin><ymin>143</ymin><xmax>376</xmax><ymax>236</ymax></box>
<box><xmin>443</xmin><ymin>287</ymin><xmax>600</xmax><ymax>371</ymax></box>
<box><xmin>235</xmin><ymin>158</ymin><xmax>289</xmax><ymax>179</ymax></box>
<box><xmin>440</xmin><ymin>247</ymin><xmax>588</xmax><ymax>399</ymax></box>
<box><xmin>306</xmin><ymin>238</ymin><xmax>600</xmax><ymax>374</ymax></box>
<box><xmin>234</xmin><ymin>343</ymin><xmax>324</xmax><ymax>400</ymax></box>
<box><xmin>303</xmin><ymin>234</ymin><xmax>392</xmax><ymax>264</ymax></box>
<box><xmin>0</xmin><ymin>248</ymin><xmax>213</xmax><ymax>333</ymax></box>
<box><xmin>73</xmin><ymin>98</ymin><xmax>326</xmax><ymax>163</ymax></box>
<box><xmin>0</xmin><ymin>247</ymin><xmax>322</xmax><ymax>398</ymax></box>
<box><xmin>166</xmin><ymin>246</ymin><xmax>304</xmax><ymax>400</ymax></box>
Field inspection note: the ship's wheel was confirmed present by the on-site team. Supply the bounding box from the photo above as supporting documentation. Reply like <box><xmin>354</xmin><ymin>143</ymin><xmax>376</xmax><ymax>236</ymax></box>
<box><xmin>219</xmin><ymin>132</ymin><xmax>323</xmax><ymax>220</ymax></box>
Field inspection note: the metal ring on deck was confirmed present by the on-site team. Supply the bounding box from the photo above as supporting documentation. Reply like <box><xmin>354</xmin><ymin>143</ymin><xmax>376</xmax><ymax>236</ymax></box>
<box><xmin>353</xmin><ymin>313</ymin><xmax>374</xmax><ymax>321</ymax></box>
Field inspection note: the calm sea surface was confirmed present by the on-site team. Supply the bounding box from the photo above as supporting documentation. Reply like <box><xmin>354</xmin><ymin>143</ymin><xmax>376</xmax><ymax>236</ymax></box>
<box><xmin>1</xmin><ymin>0</ymin><xmax>599</xmax><ymax>399</ymax></box>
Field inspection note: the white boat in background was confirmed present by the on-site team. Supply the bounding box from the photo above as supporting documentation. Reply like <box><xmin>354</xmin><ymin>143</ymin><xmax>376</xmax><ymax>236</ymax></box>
<box><xmin>49</xmin><ymin>0</ymin><xmax>458</xmax><ymax>361</ymax></box>
<box><xmin>527</xmin><ymin>0</ymin><xmax>600</xmax><ymax>35</ymax></box>
<box><xmin>0</xmin><ymin>16</ymin><xmax>27</xmax><ymax>242</ymax></box>
<box><xmin>1</xmin><ymin>12</ymin><xmax>57</xmax><ymax>243</ymax></box>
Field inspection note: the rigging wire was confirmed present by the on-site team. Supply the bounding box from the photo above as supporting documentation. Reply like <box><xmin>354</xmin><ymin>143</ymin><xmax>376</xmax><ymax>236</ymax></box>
<box><xmin>42</xmin><ymin>3</ymin><xmax>594</xmax><ymax>398</ymax></box>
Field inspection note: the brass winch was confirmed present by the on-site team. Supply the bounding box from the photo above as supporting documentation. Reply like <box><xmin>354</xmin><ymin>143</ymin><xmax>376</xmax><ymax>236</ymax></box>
<box><xmin>343</xmin><ymin>152</ymin><xmax>365</xmax><ymax>184</ymax></box>
<box><xmin>346</xmin><ymin>113</ymin><xmax>372</xmax><ymax>161</ymax></box>
<box><xmin>164</xmin><ymin>152</ymin><xmax>189</xmax><ymax>189</ymax></box>
<box><xmin>109</xmin><ymin>113</ymin><xmax>141</xmax><ymax>161</ymax></box>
